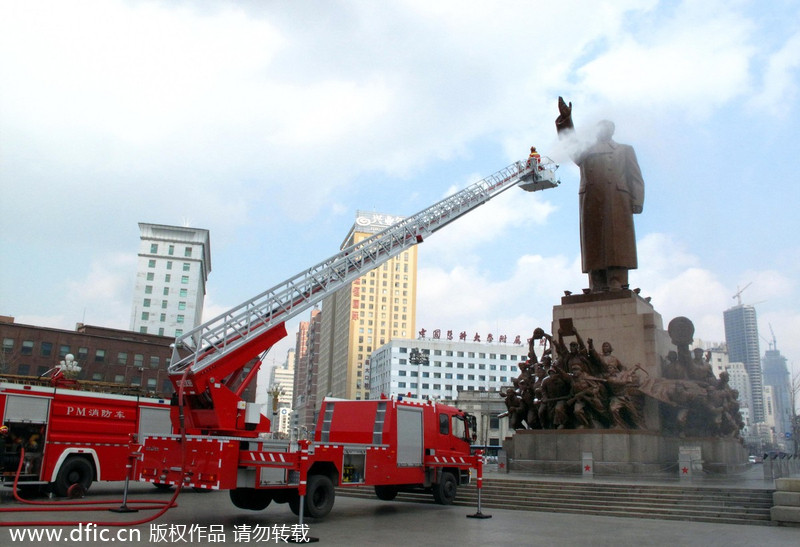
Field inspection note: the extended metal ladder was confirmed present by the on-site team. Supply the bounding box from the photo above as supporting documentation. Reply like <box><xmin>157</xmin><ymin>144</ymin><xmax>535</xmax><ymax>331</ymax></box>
<box><xmin>169</xmin><ymin>158</ymin><xmax>559</xmax><ymax>375</ymax></box>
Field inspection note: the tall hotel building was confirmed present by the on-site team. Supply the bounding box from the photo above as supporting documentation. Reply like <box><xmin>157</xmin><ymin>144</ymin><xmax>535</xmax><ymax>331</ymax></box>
<box><xmin>316</xmin><ymin>211</ymin><xmax>417</xmax><ymax>401</ymax></box>
<box><xmin>293</xmin><ymin>308</ymin><xmax>321</xmax><ymax>430</ymax></box>
<box><xmin>723</xmin><ymin>304</ymin><xmax>763</xmax><ymax>422</ymax></box>
<box><xmin>130</xmin><ymin>223</ymin><xmax>211</xmax><ymax>338</ymax></box>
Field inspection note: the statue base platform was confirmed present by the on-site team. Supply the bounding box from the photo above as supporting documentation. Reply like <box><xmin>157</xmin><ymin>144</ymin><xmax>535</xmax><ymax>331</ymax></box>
<box><xmin>502</xmin><ymin>429</ymin><xmax>748</xmax><ymax>476</ymax></box>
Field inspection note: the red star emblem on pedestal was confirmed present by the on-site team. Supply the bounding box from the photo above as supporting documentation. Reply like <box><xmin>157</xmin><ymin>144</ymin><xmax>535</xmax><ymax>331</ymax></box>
<box><xmin>498</xmin><ymin>462</ymin><xmax>505</xmax><ymax>469</ymax></box>
<box><xmin>584</xmin><ymin>465</ymin><xmax>591</xmax><ymax>472</ymax></box>
<box><xmin>681</xmin><ymin>467</ymin><xmax>689</xmax><ymax>474</ymax></box>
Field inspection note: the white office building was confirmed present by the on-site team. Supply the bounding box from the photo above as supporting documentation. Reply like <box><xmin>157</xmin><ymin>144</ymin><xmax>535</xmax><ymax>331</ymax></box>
<box><xmin>369</xmin><ymin>338</ymin><xmax>528</xmax><ymax>401</ymax></box>
<box><xmin>266</xmin><ymin>353</ymin><xmax>295</xmax><ymax>437</ymax></box>
<box><xmin>130</xmin><ymin>223</ymin><xmax>211</xmax><ymax>338</ymax></box>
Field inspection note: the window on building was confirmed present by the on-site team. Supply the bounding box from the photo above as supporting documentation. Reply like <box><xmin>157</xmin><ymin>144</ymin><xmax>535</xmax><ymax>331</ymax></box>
<box><xmin>95</xmin><ymin>349</ymin><xmax>106</xmax><ymax>362</ymax></box>
<box><xmin>181</xmin><ymin>276</ymin><xmax>189</xmax><ymax>284</ymax></box>
<box><xmin>118</xmin><ymin>352</ymin><xmax>128</xmax><ymax>365</ymax></box>
<box><xmin>168</xmin><ymin>245</ymin><xmax>174</xmax><ymax>255</ymax></box>
<box><xmin>163</xmin><ymin>287</ymin><xmax>169</xmax><ymax>296</ymax></box>
<box><xmin>158</xmin><ymin>328</ymin><xmax>164</xmax><ymax>336</ymax></box>
<box><xmin>166</xmin><ymin>261</ymin><xmax>173</xmax><ymax>270</ymax></box>
<box><xmin>141</xmin><ymin>312</ymin><xmax>149</xmax><ymax>320</ymax></box>
<box><xmin>114</xmin><ymin>374</ymin><xmax>125</xmax><ymax>383</ymax></box>
<box><xmin>139</xmin><ymin>326</ymin><xmax>147</xmax><ymax>334</ymax></box>
<box><xmin>175</xmin><ymin>329</ymin><xmax>183</xmax><ymax>336</ymax></box>
<box><xmin>184</xmin><ymin>247</ymin><xmax>192</xmax><ymax>257</ymax></box>
<box><xmin>92</xmin><ymin>372</ymin><xmax>103</xmax><ymax>381</ymax></box>
<box><xmin>18</xmin><ymin>364</ymin><xmax>30</xmax><ymax>375</ymax></box>
<box><xmin>59</xmin><ymin>345</ymin><xmax>70</xmax><ymax>358</ymax></box>
<box><xmin>148</xmin><ymin>259</ymin><xmax>156</xmax><ymax>268</ymax></box>
<box><xmin>165</xmin><ymin>274</ymin><xmax>171</xmax><ymax>282</ymax></box>
<box><xmin>145</xmin><ymin>286</ymin><xmax>153</xmax><ymax>294</ymax></box>
<box><xmin>147</xmin><ymin>378</ymin><xmax>157</xmax><ymax>388</ymax></box>
<box><xmin>150</xmin><ymin>356</ymin><xmax>160</xmax><ymax>369</ymax></box>
<box><xmin>134</xmin><ymin>354</ymin><xmax>144</xmax><ymax>367</ymax></box>
<box><xmin>178</xmin><ymin>289</ymin><xmax>187</xmax><ymax>298</ymax></box>
<box><xmin>77</xmin><ymin>347</ymin><xmax>88</xmax><ymax>360</ymax></box>
<box><xmin>40</xmin><ymin>342</ymin><xmax>53</xmax><ymax>357</ymax></box>
<box><xmin>2</xmin><ymin>338</ymin><xmax>13</xmax><ymax>353</ymax></box>
<box><xmin>178</xmin><ymin>302</ymin><xmax>186</xmax><ymax>310</ymax></box>
<box><xmin>146</xmin><ymin>272</ymin><xmax>154</xmax><ymax>281</ymax></box>
<box><xmin>21</xmin><ymin>340</ymin><xmax>34</xmax><ymax>355</ymax></box>
<box><xmin>143</xmin><ymin>298</ymin><xmax>151</xmax><ymax>307</ymax></box>
<box><xmin>177</xmin><ymin>315</ymin><xmax>185</xmax><ymax>324</ymax></box>
<box><xmin>160</xmin><ymin>313</ymin><xmax>166</xmax><ymax>322</ymax></box>
<box><xmin>150</xmin><ymin>243</ymin><xmax>158</xmax><ymax>253</ymax></box>
<box><xmin>183</xmin><ymin>263</ymin><xmax>190</xmax><ymax>271</ymax></box>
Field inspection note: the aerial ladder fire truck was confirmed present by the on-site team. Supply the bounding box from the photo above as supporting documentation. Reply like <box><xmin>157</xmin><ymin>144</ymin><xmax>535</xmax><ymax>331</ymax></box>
<box><xmin>136</xmin><ymin>156</ymin><xmax>559</xmax><ymax>518</ymax></box>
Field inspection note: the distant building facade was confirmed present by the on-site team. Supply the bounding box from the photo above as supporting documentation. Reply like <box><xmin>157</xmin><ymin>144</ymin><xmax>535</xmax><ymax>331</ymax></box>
<box><xmin>723</xmin><ymin>304</ymin><xmax>763</xmax><ymax>422</ymax></box>
<box><xmin>293</xmin><ymin>309</ymin><xmax>321</xmax><ymax>431</ymax></box>
<box><xmin>368</xmin><ymin>337</ymin><xmax>527</xmax><ymax>401</ymax></box>
<box><xmin>316</xmin><ymin>211</ymin><xmax>418</xmax><ymax>402</ymax></box>
<box><xmin>0</xmin><ymin>317</ymin><xmax>259</xmax><ymax>402</ymax></box>
<box><xmin>266</xmin><ymin>353</ymin><xmax>295</xmax><ymax>437</ymax></box>
<box><xmin>762</xmin><ymin>346</ymin><xmax>792</xmax><ymax>448</ymax></box>
<box><xmin>442</xmin><ymin>389</ymin><xmax>511</xmax><ymax>449</ymax></box>
<box><xmin>130</xmin><ymin>223</ymin><xmax>211</xmax><ymax>338</ymax></box>
<box><xmin>1</xmin><ymin>316</ymin><xmax>173</xmax><ymax>396</ymax></box>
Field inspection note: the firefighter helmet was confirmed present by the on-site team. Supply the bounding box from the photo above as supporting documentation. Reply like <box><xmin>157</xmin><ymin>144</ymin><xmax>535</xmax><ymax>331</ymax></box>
<box><xmin>0</xmin><ymin>425</ymin><xmax>8</xmax><ymax>435</ymax></box>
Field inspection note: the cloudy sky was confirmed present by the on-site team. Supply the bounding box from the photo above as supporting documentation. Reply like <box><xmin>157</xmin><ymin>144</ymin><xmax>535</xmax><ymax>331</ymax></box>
<box><xmin>2</xmin><ymin>1</ymin><xmax>799</xmax><ymax>392</ymax></box>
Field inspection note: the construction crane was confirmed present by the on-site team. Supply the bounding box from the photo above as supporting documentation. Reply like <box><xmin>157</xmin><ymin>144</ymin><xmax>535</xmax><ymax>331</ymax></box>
<box><xmin>168</xmin><ymin>155</ymin><xmax>560</xmax><ymax>435</ymax></box>
<box><xmin>732</xmin><ymin>282</ymin><xmax>752</xmax><ymax>306</ymax></box>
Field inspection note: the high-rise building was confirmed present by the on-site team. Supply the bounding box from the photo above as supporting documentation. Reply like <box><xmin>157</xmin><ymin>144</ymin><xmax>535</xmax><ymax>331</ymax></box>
<box><xmin>723</xmin><ymin>304</ymin><xmax>763</xmax><ymax>422</ymax></box>
<box><xmin>266</xmin><ymin>353</ymin><xmax>295</xmax><ymax>437</ymax></box>
<box><xmin>130</xmin><ymin>223</ymin><xmax>211</xmax><ymax>338</ymax></box>
<box><xmin>316</xmin><ymin>211</ymin><xmax>417</xmax><ymax>402</ymax></box>
<box><xmin>762</xmin><ymin>344</ymin><xmax>792</xmax><ymax>446</ymax></box>
<box><xmin>293</xmin><ymin>308</ymin><xmax>321</xmax><ymax>431</ymax></box>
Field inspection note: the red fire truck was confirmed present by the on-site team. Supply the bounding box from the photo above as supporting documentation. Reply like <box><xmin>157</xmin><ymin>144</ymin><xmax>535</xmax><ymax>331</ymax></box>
<box><xmin>135</xmin><ymin>156</ymin><xmax>559</xmax><ymax>518</ymax></box>
<box><xmin>0</xmin><ymin>374</ymin><xmax>170</xmax><ymax>496</ymax></box>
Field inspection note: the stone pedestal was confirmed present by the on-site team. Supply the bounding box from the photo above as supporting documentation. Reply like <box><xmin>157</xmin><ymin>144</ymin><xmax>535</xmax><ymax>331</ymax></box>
<box><xmin>503</xmin><ymin>429</ymin><xmax>748</xmax><ymax>476</ymax></box>
<box><xmin>552</xmin><ymin>289</ymin><xmax>673</xmax><ymax>429</ymax></box>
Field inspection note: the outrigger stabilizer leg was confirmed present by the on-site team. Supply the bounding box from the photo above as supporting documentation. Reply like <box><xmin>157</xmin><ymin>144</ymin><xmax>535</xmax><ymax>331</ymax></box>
<box><xmin>467</xmin><ymin>451</ymin><xmax>491</xmax><ymax>519</ymax></box>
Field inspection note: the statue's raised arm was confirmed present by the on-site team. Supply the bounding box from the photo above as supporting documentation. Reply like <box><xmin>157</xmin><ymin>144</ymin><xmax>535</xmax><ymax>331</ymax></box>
<box><xmin>556</xmin><ymin>96</ymin><xmax>574</xmax><ymax>133</ymax></box>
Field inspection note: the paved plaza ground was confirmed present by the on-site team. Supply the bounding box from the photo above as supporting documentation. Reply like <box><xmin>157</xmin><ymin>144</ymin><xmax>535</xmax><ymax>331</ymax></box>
<box><xmin>1</xmin><ymin>476</ymin><xmax>798</xmax><ymax>547</ymax></box>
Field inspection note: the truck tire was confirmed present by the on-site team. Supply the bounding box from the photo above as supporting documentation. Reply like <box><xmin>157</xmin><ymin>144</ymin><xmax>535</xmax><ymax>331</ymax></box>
<box><xmin>54</xmin><ymin>457</ymin><xmax>93</xmax><ymax>497</ymax></box>
<box><xmin>374</xmin><ymin>485</ymin><xmax>399</xmax><ymax>501</ymax></box>
<box><xmin>302</xmin><ymin>474</ymin><xmax>335</xmax><ymax>518</ymax></box>
<box><xmin>432</xmin><ymin>471</ymin><xmax>457</xmax><ymax>505</ymax></box>
<box><xmin>230</xmin><ymin>488</ymin><xmax>272</xmax><ymax>510</ymax></box>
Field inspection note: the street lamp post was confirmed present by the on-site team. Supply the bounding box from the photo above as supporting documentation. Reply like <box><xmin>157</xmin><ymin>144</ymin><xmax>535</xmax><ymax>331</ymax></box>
<box><xmin>409</xmin><ymin>348</ymin><xmax>428</xmax><ymax>399</ymax></box>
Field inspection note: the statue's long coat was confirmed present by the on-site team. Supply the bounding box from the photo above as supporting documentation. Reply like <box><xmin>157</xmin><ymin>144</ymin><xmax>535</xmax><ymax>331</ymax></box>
<box><xmin>572</xmin><ymin>139</ymin><xmax>645</xmax><ymax>273</ymax></box>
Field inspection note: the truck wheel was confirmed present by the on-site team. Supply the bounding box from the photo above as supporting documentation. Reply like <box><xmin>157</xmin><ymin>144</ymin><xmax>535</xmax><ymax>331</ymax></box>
<box><xmin>230</xmin><ymin>488</ymin><xmax>272</xmax><ymax>511</ymax></box>
<box><xmin>432</xmin><ymin>471</ymin><xmax>457</xmax><ymax>505</ymax></box>
<box><xmin>374</xmin><ymin>485</ymin><xmax>399</xmax><ymax>501</ymax></box>
<box><xmin>303</xmin><ymin>474</ymin><xmax>335</xmax><ymax>518</ymax></box>
<box><xmin>54</xmin><ymin>457</ymin><xmax>93</xmax><ymax>497</ymax></box>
